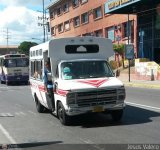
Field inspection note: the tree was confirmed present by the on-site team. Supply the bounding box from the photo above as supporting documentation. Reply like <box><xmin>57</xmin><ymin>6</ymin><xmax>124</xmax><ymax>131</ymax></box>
<box><xmin>113</xmin><ymin>43</ymin><xmax>125</xmax><ymax>68</ymax></box>
<box><xmin>18</xmin><ymin>41</ymin><xmax>38</xmax><ymax>56</ymax></box>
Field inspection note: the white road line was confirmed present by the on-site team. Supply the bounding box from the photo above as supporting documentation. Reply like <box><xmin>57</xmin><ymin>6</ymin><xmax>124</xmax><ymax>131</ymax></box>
<box><xmin>19</xmin><ymin>112</ymin><xmax>26</xmax><ymax>116</ymax></box>
<box><xmin>0</xmin><ymin>124</ymin><xmax>16</xmax><ymax>144</ymax></box>
<box><xmin>82</xmin><ymin>139</ymin><xmax>94</xmax><ymax>144</ymax></box>
<box><xmin>15</xmin><ymin>112</ymin><xmax>21</xmax><ymax>116</ymax></box>
<box><xmin>6</xmin><ymin>113</ymin><xmax>14</xmax><ymax>117</ymax></box>
<box><xmin>126</xmin><ymin>101</ymin><xmax>160</xmax><ymax>112</ymax></box>
<box><xmin>28</xmin><ymin>111</ymin><xmax>37</xmax><ymax>115</ymax></box>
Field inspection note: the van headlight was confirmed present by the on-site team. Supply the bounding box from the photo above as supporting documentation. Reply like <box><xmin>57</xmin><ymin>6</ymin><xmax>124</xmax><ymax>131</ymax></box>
<box><xmin>117</xmin><ymin>86</ymin><xmax>126</xmax><ymax>101</ymax></box>
<box><xmin>67</xmin><ymin>92</ymin><xmax>76</xmax><ymax>105</ymax></box>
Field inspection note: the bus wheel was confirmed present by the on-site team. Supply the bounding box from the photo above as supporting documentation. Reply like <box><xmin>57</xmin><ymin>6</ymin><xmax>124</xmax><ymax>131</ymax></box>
<box><xmin>35</xmin><ymin>95</ymin><xmax>45</xmax><ymax>113</ymax></box>
<box><xmin>0</xmin><ymin>80</ymin><xmax>4</xmax><ymax>84</ymax></box>
<box><xmin>111</xmin><ymin>109</ymin><xmax>123</xmax><ymax>122</ymax></box>
<box><xmin>57</xmin><ymin>102</ymin><xmax>70</xmax><ymax>125</ymax></box>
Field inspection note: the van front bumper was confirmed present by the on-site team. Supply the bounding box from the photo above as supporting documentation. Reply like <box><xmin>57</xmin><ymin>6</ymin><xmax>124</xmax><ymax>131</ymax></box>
<box><xmin>65</xmin><ymin>102</ymin><xmax>126</xmax><ymax>116</ymax></box>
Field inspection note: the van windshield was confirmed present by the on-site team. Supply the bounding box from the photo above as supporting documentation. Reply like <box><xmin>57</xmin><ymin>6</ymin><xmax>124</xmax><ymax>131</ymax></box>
<box><xmin>61</xmin><ymin>61</ymin><xmax>114</xmax><ymax>80</ymax></box>
<box><xmin>4</xmin><ymin>58</ymin><xmax>29</xmax><ymax>68</ymax></box>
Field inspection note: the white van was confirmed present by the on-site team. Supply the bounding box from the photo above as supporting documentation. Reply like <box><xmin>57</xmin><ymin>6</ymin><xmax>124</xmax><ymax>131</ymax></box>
<box><xmin>29</xmin><ymin>37</ymin><xmax>126</xmax><ymax>125</ymax></box>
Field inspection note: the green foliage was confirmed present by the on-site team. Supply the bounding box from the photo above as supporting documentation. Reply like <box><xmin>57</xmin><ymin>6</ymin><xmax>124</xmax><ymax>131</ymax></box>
<box><xmin>18</xmin><ymin>41</ymin><xmax>38</xmax><ymax>56</ymax></box>
<box><xmin>113</xmin><ymin>43</ymin><xmax>125</xmax><ymax>68</ymax></box>
<box><xmin>109</xmin><ymin>60</ymin><xmax>118</xmax><ymax>70</ymax></box>
<box><xmin>113</xmin><ymin>43</ymin><xmax>125</xmax><ymax>55</ymax></box>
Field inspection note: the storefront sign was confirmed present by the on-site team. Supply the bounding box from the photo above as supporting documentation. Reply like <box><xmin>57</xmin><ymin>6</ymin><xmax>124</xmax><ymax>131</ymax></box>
<box><xmin>105</xmin><ymin>0</ymin><xmax>141</xmax><ymax>14</ymax></box>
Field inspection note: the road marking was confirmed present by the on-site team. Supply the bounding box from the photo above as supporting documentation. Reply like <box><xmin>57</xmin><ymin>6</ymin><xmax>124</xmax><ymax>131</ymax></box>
<box><xmin>82</xmin><ymin>139</ymin><xmax>93</xmax><ymax>144</ymax></box>
<box><xmin>126</xmin><ymin>101</ymin><xmax>160</xmax><ymax>112</ymax></box>
<box><xmin>28</xmin><ymin>111</ymin><xmax>37</xmax><ymax>115</ymax></box>
<box><xmin>0</xmin><ymin>124</ymin><xmax>16</xmax><ymax>144</ymax></box>
<box><xmin>0</xmin><ymin>113</ymin><xmax>14</xmax><ymax>117</ymax></box>
<box><xmin>15</xmin><ymin>112</ymin><xmax>26</xmax><ymax>116</ymax></box>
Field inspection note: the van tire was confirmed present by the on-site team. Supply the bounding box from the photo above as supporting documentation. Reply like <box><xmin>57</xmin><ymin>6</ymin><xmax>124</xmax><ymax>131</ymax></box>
<box><xmin>57</xmin><ymin>102</ymin><xmax>70</xmax><ymax>125</ymax></box>
<box><xmin>111</xmin><ymin>109</ymin><xmax>123</xmax><ymax>122</ymax></box>
<box><xmin>35</xmin><ymin>95</ymin><xmax>45</xmax><ymax>113</ymax></box>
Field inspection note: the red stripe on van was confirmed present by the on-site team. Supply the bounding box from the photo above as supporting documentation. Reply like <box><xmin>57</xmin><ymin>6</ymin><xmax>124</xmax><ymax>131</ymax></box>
<box><xmin>57</xmin><ymin>89</ymin><xmax>68</xmax><ymax>97</ymax></box>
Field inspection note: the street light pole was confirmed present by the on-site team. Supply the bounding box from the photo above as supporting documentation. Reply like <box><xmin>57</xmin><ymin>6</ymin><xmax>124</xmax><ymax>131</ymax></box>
<box><xmin>42</xmin><ymin>0</ymin><xmax>45</xmax><ymax>43</ymax></box>
<box><xmin>127</xmin><ymin>14</ymin><xmax>131</xmax><ymax>82</ymax></box>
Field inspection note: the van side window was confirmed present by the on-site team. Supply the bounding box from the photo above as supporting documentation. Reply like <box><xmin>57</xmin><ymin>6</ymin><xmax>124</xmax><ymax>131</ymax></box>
<box><xmin>31</xmin><ymin>60</ymin><xmax>42</xmax><ymax>80</ymax></box>
<box><xmin>31</xmin><ymin>61</ymin><xmax>35</xmax><ymax>77</ymax></box>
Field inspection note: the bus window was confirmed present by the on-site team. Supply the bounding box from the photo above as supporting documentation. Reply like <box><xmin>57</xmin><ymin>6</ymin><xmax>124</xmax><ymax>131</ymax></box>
<box><xmin>17</xmin><ymin>58</ymin><xmax>29</xmax><ymax>67</ymax></box>
<box><xmin>4</xmin><ymin>59</ymin><xmax>16</xmax><ymax>67</ymax></box>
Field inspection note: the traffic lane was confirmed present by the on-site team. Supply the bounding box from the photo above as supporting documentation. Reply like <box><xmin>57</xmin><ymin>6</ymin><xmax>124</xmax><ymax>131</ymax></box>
<box><xmin>0</xmin><ymin>85</ymin><xmax>160</xmax><ymax>144</ymax></box>
<box><xmin>0</xmin><ymin>84</ymin><xmax>35</xmax><ymax>113</ymax></box>
<box><xmin>0</xmin><ymin>104</ymin><xmax>160</xmax><ymax>145</ymax></box>
<box><xmin>125</xmin><ymin>87</ymin><xmax>160</xmax><ymax>109</ymax></box>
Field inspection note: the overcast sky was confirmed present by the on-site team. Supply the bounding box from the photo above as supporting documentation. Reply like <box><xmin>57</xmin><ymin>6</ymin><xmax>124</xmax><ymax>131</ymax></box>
<box><xmin>0</xmin><ymin>0</ymin><xmax>55</xmax><ymax>46</ymax></box>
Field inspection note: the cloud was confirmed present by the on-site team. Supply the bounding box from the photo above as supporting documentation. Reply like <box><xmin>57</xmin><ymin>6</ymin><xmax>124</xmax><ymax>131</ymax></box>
<box><xmin>0</xmin><ymin>5</ymin><xmax>50</xmax><ymax>45</ymax></box>
<box><xmin>0</xmin><ymin>0</ymin><xmax>42</xmax><ymax>7</ymax></box>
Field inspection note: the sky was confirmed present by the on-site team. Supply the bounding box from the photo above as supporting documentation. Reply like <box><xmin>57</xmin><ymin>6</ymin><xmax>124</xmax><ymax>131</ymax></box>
<box><xmin>0</xmin><ymin>0</ymin><xmax>55</xmax><ymax>46</ymax></box>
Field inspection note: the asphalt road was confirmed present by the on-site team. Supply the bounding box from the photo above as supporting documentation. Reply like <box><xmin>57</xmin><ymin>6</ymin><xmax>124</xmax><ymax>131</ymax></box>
<box><xmin>0</xmin><ymin>84</ymin><xmax>160</xmax><ymax>150</ymax></box>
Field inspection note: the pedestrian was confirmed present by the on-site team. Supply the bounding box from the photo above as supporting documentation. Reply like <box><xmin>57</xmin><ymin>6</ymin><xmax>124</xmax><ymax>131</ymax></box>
<box><xmin>43</xmin><ymin>60</ymin><xmax>55</xmax><ymax>111</ymax></box>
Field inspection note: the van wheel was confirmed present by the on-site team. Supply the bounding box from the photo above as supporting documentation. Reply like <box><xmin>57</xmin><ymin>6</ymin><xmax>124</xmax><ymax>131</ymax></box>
<box><xmin>111</xmin><ymin>109</ymin><xmax>123</xmax><ymax>122</ymax></box>
<box><xmin>35</xmin><ymin>95</ymin><xmax>45</xmax><ymax>113</ymax></box>
<box><xmin>57</xmin><ymin>102</ymin><xmax>70</xmax><ymax>125</ymax></box>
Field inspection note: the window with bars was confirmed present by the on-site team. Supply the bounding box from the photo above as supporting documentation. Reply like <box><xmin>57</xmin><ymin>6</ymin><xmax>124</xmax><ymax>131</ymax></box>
<box><xmin>51</xmin><ymin>26</ymin><xmax>56</xmax><ymax>35</ymax></box>
<box><xmin>58</xmin><ymin>23</ymin><xmax>63</xmax><ymax>32</ymax></box>
<box><xmin>74</xmin><ymin>16</ymin><xmax>80</xmax><ymax>27</ymax></box>
<box><xmin>50</xmin><ymin>11</ymin><xmax>55</xmax><ymax>19</ymax></box>
<box><xmin>63</xmin><ymin>2</ymin><xmax>69</xmax><ymax>12</ymax></box>
<box><xmin>64</xmin><ymin>21</ymin><xmax>70</xmax><ymax>31</ymax></box>
<box><xmin>81</xmin><ymin>12</ymin><xmax>89</xmax><ymax>24</ymax></box>
<box><xmin>94</xmin><ymin>7</ymin><xmax>102</xmax><ymax>19</ymax></box>
<box><xmin>95</xmin><ymin>30</ymin><xmax>103</xmax><ymax>37</ymax></box>
<box><xmin>57</xmin><ymin>7</ymin><xmax>62</xmax><ymax>16</ymax></box>
<box><xmin>81</xmin><ymin>0</ymin><xmax>88</xmax><ymax>4</ymax></box>
<box><xmin>72</xmin><ymin>0</ymin><xmax>79</xmax><ymax>7</ymax></box>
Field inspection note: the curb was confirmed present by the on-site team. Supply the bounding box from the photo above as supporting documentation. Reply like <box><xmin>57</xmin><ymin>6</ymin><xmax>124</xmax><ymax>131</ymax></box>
<box><xmin>123</xmin><ymin>82</ymin><xmax>160</xmax><ymax>89</ymax></box>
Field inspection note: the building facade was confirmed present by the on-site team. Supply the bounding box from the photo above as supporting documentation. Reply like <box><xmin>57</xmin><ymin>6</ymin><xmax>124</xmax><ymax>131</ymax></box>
<box><xmin>105</xmin><ymin>0</ymin><xmax>160</xmax><ymax>63</ymax></box>
<box><xmin>0</xmin><ymin>46</ymin><xmax>19</xmax><ymax>55</ymax></box>
<box><xmin>47</xmin><ymin>0</ymin><xmax>137</xmax><ymax>55</ymax></box>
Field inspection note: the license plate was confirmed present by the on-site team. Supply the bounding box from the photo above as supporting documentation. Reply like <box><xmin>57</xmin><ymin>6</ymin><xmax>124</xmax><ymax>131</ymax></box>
<box><xmin>92</xmin><ymin>106</ymin><xmax>104</xmax><ymax>112</ymax></box>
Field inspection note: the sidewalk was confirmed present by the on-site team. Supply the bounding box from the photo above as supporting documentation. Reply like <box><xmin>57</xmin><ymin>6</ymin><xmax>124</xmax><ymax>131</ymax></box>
<box><xmin>118</xmin><ymin>73</ymin><xmax>160</xmax><ymax>89</ymax></box>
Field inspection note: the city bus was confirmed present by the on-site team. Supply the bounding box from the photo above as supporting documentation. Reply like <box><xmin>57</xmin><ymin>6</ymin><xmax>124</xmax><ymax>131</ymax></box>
<box><xmin>0</xmin><ymin>54</ymin><xmax>29</xmax><ymax>85</ymax></box>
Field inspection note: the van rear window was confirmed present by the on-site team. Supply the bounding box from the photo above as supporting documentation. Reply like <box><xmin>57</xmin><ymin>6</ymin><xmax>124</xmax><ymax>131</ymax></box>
<box><xmin>65</xmin><ymin>45</ymin><xmax>99</xmax><ymax>54</ymax></box>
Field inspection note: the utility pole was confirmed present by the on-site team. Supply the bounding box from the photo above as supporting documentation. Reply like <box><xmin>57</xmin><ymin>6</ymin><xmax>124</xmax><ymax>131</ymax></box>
<box><xmin>42</xmin><ymin>0</ymin><xmax>45</xmax><ymax>43</ymax></box>
<box><xmin>37</xmin><ymin>0</ymin><xmax>50</xmax><ymax>42</ymax></box>
<box><xmin>3</xmin><ymin>28</ymin><xmax>11</xmax><ymax>51</ymax></box>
